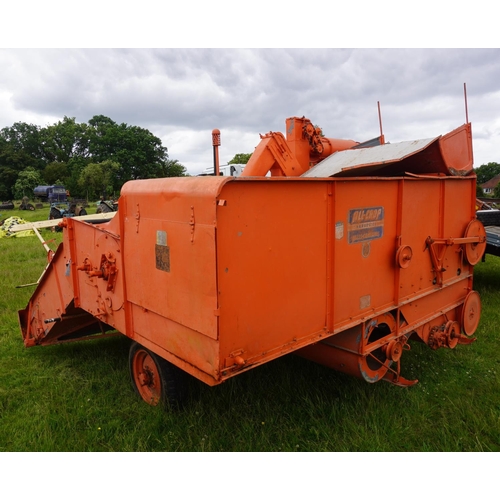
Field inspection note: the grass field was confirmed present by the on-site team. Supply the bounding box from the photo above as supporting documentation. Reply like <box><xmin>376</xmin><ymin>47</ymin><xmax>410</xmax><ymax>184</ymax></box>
<box><xmin>1</xmin><ymin>205</ymin><xmax>499</xmax><ymax>453</ymax></box>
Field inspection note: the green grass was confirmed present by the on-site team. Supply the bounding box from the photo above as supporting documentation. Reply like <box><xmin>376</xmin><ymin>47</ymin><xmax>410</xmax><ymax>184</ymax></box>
<box><xmin>1</xmin><ymin>206</ymin><xmax>499</xmax><ymax>452</ymax></box>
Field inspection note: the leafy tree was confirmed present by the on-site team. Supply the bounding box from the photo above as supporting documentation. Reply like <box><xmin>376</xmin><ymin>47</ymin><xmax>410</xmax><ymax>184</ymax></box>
<box><xmin>0</xmin><ymin>165</ymin><xmax>18</xmax><ymax>200</ymax></box>
<box><xmin>65</xmin><ymin>157</ymin><xmax>89</xmax><ymax>198</ymax></box>
<box><xmin>41</xmin><ymin>116</ymin><xmax>89</xmax><ymax>164</ymax></box>
<box><xmin>44</xmin><ymin>162</ymin><xmax>69</xmax><ymax>185</ymax></box>
<box><xmin>228</xmin><ymin>153</ymin><xmax>252</xmax><ymax>164</ymax></box>
<box><xmin>474</xmin><ymin>162</ymin><xmax>500</xmax><ymax>185</ymax></box>
<box><xmin>13</xmin><ymin>167</ymin><xmax>43</xmax><ymax>199</ymax></box>
<box><xmin>78</xmin><ymin>160</ymin><xmax>120</xmax><ymax>200</ymax></box>
<box><xmin>0</xmin><ymin>115</ymin><xmax>185</xmax><ymax>198</ymax></box>
<box><xmin>86</xmin><ymin>116</ymin><xmax>170</xmax><ymax>187</ymax></box>
<box><xmin>476</xmin><ymin>185</ymin><xmax>484</xmax><ymax>197</ymax></box>
<box><xmin>160</xmin><ymin>159</ymin><xmax>187</xmax><ymax>177</ymax></box>
<box><xmin>494</xmin><ymin>183</ymin><xmax>500</xmax><ymax>199</ymax></box>
<box><xmin>0</xmin><ymin>132</ymin><xmax>41</xmax><ymax>198</ymax></box>
<box><xmin>0</xmin><ymin>122</ymin><xmax>45</xmax><ymax>169</ymax></box>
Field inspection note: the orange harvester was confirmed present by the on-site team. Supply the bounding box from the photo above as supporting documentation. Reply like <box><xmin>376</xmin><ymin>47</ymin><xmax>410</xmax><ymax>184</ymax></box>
<box><xmin>18</xmin><ymin>117</ymin><xmax>485</xmax><ymax>406</ymax></box>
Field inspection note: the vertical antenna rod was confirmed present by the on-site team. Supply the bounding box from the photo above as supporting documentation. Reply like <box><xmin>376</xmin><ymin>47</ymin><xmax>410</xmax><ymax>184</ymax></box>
<box><xmin>463</xmin><ymin>83</ymin><xmax>469</xmax><ymax>124</ymax></box>
<box><xmin>377</xmin><ymin>101</ymin><xmax>385</xmax><ymax>145</ymax></box>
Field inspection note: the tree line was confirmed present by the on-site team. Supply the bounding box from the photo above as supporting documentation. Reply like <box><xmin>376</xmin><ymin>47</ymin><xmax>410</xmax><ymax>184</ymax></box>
<box><xmin>2</xmin><ymin>117</ymin><xmax>496</xmax><ymax>201</ymax></box>
<box><xmin>0</xmin><ymin>115</ymin><xmax>187</xmax><ymax>201</ymax></box>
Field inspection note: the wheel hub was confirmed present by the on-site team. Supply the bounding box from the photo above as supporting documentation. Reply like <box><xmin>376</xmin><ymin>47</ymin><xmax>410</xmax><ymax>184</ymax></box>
<box><xmin>132</xmin><ymin>349</ymin><xmax>161</xmax><ymax>405</ymax></box>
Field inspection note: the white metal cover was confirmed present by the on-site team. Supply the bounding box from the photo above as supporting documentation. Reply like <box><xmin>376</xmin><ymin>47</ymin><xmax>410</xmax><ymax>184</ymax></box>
<box><xmin>302</xmin><ymin>137</ymin><xmax>438</xmax><ymax>178</ymax></box>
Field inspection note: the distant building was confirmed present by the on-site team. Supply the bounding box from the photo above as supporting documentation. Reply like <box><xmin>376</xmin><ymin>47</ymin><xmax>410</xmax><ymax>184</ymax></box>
<box><xmin>481</xmin><ymin>174</ymin><xmax>500</xmax><ymax>195</ymax></box>
<box><xmin>200</xmin><ymin>164</ymin><xmax>246</xmax><ymax>176</ymax></box>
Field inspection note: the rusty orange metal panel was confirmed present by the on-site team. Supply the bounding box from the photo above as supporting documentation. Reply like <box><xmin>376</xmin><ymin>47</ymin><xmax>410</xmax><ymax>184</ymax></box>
<box><xmin>69</xmin><ymin>221</ymin><xmax>125</xmax><ymax>326</ymax></box>
<box><xmin>399</xmin><ymin>278</ymin><xmax>471</xmax><ymax>328</ymax></box>
<box><xmin>331</xmin><ymin>178</ymin><xmax>399</xmax><ymax>329</ymax></box>
<box><xmin>129</xmin><ymin>303</ymin><xmax>220</xmax><ymax>385</ymax></box>
<box><xmin>120</xmin><ymin>176</ymin><xmax>226</xmax><ymax>340</ymax></box>
<box><xmin>439</xmin><ymin>123</ymin><xmax>474</xmax><ymax>176</ymax></box>
<box><xmin>397</xmin><ymin>179</ymin><xmax>443</xmax><ymax>302</ymax></box>
<box><xmin>18</xmin><ymin>226</ymin><xmax>116</xmax><ymax>347</ymax></box>
<box><xmin>216</xmin><ymin>180</ymin><xmax>328</xmax><ymax>374</ymax></box>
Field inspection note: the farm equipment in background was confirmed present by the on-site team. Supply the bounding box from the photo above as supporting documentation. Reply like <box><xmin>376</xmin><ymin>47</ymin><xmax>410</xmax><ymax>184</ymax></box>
<box><xmin>19</xmin><ymin>197</ymin><xmax>35</xmax><ymax>211</ymax></box>
<box><xmin>49</xmin><ymin>202</ymin><xmax>88</xmax><ymax>231</ymax></box>
<box><xmin>49</xmin><ymin>202</ymin><xmax>88</xmax><ymax>219</ymax></box>
<box><xmin>0</xmin><ymin>200</ymin><xmax>15</xmax><ymax>210</ymax></box>
<box><xmin>18</xmin><ymin>115</ymin><xmax>485</xmax><ymax>409</ymax></box>
<box><xmin>33</xmin><ymin>185</ymin><xmax>68</xmax><ymax>204</ymax></box>
<box><xmin>476</xmin><ymin>198</ymin><xmax>500</xmax><ymax>258</ymax></box>
<box><xmin>96</xmin><ymin>199</ymin><xmax>118</xmax><ymax>214</ymax></box>
<box><xmin>1</xmin><ymin>197</ymin><xmax>38</xmax><ymax>213</ymax></box>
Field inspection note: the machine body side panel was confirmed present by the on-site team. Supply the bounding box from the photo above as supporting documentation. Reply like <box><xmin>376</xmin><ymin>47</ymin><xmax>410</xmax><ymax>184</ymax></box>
<box><xmin>214</xmin><ymin>176</ymin><xmax>478</xmax><ymax>380</ymax></box>
<box><xmin>332</xmin><ymin>178</ymin><xmax>399</xmax><ymax>328</ymax></box>
<box><xmin>216</xmin><ymin>180</ymin><xmax>328</xmax><ymax>372</ymax></box>
<box><xmin>120</xmin><ymin>177</ymin><xmax>222</xmax><ymax>340</ymax></box>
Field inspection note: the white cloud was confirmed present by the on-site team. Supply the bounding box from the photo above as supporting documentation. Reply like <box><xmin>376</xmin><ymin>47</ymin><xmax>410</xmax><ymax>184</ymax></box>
<box><xmin>1</xmin><ymin>48</ymin><xmax>499</xmax><ymax>174</ymax></box>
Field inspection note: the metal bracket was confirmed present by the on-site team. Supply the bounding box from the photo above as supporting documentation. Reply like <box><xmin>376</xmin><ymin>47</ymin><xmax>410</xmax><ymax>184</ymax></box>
<box><xmin>426</xmin><ymin>232</ymin><xmax>485</xmax><ymax>286</ymax></box>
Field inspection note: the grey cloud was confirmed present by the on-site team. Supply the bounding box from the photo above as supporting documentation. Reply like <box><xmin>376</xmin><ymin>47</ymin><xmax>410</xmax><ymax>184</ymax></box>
<box><xmin>1</xmin><ymin>48</ymin><xmax>499</xmax><ymax>172</ymax></box>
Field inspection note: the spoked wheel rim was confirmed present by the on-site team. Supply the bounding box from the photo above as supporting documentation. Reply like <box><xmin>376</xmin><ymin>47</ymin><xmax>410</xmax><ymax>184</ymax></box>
<box><xmin>131</xmin><ymin>348</ymin><xmax>162</xmax><ymax>406</ymax></box>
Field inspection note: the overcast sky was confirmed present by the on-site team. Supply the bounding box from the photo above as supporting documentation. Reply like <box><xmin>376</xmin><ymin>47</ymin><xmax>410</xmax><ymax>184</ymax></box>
<box><xmin>1</xmin><ymin>47</ymin><xmax>499</xmax><ymax>175</ymax></box>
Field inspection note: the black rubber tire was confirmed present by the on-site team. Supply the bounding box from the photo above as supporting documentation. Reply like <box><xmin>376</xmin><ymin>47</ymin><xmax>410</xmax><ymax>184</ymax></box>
<box><xmin>27</xmin><ymin>203</ymin><xmax>35</xmax><ymax>211</ymax></box>
<box><xmin>49</xmin><ymin>206</ymin><xmax>62</xmax><ymax>219</ymax></box>
<box><xmin>476</xmin><ymin>211</ymin><xmax>500</xmax><ymax>227</ymax></box>
<box><xmin>79</xmin><ymin>208</ymin><xmax>87</xmax><ymax>216</ymax></box>
<box><xmin>49</xmin><ymin>206</ymin><xmax>63</xmax><ymax>232</ymax></box>
<box><xmin>128</xmin><ymin>342</ymin><xmax>187</xmax><ymax>409</ymax></box>
<box><xmin>96</xmin><ymin>205</ymin><xmax>103</xmax><ymax>214</ymax></box>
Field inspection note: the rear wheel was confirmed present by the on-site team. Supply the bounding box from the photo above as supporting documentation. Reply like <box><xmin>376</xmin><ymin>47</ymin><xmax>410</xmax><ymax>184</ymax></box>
<box><xmin>49</xmin><ymin>206</ymin><xmax>62</xmax><ymax>219</ymax></box>
<box><xmin>129</xmin><ymin>342</ymin><xmax>186</xmax><ymax>408</ymax></box>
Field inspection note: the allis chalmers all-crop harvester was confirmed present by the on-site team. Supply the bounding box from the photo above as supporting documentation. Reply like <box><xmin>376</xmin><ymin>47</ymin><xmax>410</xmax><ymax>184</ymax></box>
<box><xmin>18</xmin><ymin>115</ymin><xmax>485</xmax><ymax>408</ymax></box>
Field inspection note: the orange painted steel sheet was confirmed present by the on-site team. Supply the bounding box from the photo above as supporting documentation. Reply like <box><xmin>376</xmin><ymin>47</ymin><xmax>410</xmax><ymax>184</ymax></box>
<box><xmin>19</xmin><ymin>172</ymin><xmax>480</xmax><ymax>387</ymax></box>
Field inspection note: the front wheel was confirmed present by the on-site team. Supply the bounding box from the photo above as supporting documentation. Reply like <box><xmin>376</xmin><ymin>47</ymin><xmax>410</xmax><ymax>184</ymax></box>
<box><xmin>129</xmin><ymin>342</ymin><xmax>186</xmax><ymax>408</ymax></box>
<box><xmin>49</xmin><ymin>206</ymin><xmax>62</xmax><ymax>219</ymax></box>
<box><xmin>49</xmin><ymin>207</ymin><xmax>63</xmax><ymax>232</ymax></box>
